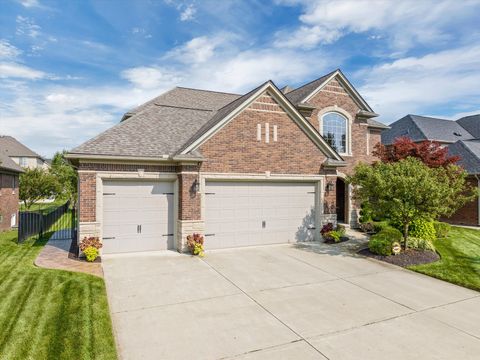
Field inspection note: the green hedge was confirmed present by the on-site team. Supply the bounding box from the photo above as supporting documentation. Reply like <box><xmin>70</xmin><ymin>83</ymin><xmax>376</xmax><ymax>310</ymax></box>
<box><xmin>368</xmin><ymin>227</ymin><xmax>403</xmax><ymax>256</ymax></box>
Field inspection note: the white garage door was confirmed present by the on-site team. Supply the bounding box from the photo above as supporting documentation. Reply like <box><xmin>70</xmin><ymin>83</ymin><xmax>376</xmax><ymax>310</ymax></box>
<box><xmin>205</xmin><ymin>181</ymin><xmax>316</xmax><ymax>249</ymax></box>
<box><xmin>102</xmin><ymin>180</ymin><xmax>174</xmax><ymax>254</ymax></box>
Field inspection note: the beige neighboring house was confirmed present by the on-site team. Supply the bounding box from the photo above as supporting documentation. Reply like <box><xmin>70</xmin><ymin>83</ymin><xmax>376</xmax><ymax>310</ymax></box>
<box><xmin>0</xmin><ymin>136</ymin><xmax>49</xmax><ymax>169</ymax></box>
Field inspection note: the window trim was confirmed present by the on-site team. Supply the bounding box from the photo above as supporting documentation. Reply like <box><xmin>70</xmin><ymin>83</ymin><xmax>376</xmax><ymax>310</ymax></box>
<box><xmin>318</xmin><ymin>107</ymin><xmax>352</xmax><ymax>156</ymax></box>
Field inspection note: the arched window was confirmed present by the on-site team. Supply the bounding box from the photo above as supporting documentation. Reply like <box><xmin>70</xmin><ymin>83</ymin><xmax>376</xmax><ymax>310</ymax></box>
<box><xmin>322</xmin><ymin>112</ymin><xmax>347</xmax><ymax>154</ymax></box>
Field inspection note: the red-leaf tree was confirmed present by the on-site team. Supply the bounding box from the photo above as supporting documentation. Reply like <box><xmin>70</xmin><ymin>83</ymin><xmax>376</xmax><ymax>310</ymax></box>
<box><xmin>373</xmin><ymin>137</ymin><xmax>460</xmax><ymax>167</ymax></box>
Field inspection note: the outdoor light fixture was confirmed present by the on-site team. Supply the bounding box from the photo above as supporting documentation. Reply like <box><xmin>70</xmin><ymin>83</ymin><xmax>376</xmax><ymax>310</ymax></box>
<box><xmin>326</xmin><ymin>181</ymin><xmax>334</xmax><ymax>192</ymax></box>
<box><xmin>192</xmin><ymin>178</ymin><xmax>200</xmax><ymax>193</ymax></box>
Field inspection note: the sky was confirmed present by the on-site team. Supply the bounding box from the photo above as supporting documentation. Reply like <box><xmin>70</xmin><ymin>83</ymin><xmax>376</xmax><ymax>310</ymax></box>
<box><xmin>1</xmin><ymin>0</ymin><xmax>480</xmax><ymax>157</ymax></box>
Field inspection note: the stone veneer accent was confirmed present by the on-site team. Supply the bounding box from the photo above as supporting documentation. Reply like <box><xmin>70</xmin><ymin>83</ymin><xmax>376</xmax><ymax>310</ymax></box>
<box><xmin>176</xmin><ymin>220</ymin><xmax>205</xmax><ymax>252</ymax></box>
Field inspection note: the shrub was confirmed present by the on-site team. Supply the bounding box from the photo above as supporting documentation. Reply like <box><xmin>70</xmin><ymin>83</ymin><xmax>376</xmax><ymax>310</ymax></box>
<box><xmin>320</xmin><ymin>223</ymin><xmax>334</xmax><ymax>236</ymax></box>
<box><xmin>369</xmin><ymin>237</ymin><xmax>393</xmax><ymax>256</ymax></box>
<box><xmin>84</xmin><ymin>246</ymin><xmax>99</xmax><ymax>262</ymax></box>
<box><xmin>186</xmin><ymin>233</ymin><xmax>205</xmax><ymax>257</ymax></box>
<box><xmin>407</xmin><ymin>237</ymin><xmax>436</xmax><ymax>252</ymax></box>
<box><xmin>372</xmin><ymin>221</ymin><xmax>390</xmax><ymax>233</ymax></box>
<box><xmin>79</xmin><ymin>236</ymin><xmax>102</xmax><ymax>252</ymax></box>
<box><xmin>324</xmin><ymin>230</ymin><xmax>341</xmax><ymax>243</ymax></box>
<box><xmin>359</xmin><ymin>221</ymin><xmax>374</xmax><ymax>233</ymax></box>
<box><xmin>409</xmin><ymin>219</ymin><xmax>436</xmax><ymax>241</ymax></box>
<box><xmin>368</xmin><ymin>227</ymin><xmax>403</xmax><ymax>256</ymax></box>
<box><xmin>433</xmin><ymin>221</ymin><xmax>451</xmax><ymax>238</ymax></box>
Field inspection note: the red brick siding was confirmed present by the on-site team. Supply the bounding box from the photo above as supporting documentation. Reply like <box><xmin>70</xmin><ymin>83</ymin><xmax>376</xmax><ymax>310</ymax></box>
<box><xmin>443</xmin><ymin>177</ymin><xmax>479</xmax><ymax>226</ymax></box>
<box><xmin>199</xmin><ymin>91</ymin><xmax>327</xmax><ymax>174</ymax></box>
<box><xmin>178</xmin><ymin>173</ymin><xmax>201</xmax><ymax>220</ymax></box>
<box><xmin>0</xmin><ymin>173</ymin><xmax>20</xmax><ymax>231</ymax></box>
<box><xmin>306</xmin><ymin>78</ymin><xmax>381</xmax><ymax>176</ymax></box>
<box><xmin>79</xmin><ymin>172</ymin><xmax>96</xmax><ymax>222</ymax></box>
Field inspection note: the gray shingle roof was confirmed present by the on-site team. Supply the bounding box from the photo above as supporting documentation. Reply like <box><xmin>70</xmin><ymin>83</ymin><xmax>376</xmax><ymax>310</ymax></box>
<box><xmin>0</xmin><ymin>136</ymin><xmax>42</xmax><ymax>158</ymax></box>
<box><xmin>382</xmin><ymin>114</ymin><xmax>474</xmax><ymax>145</ymax></box>
<box><xmin>367</xmin><ymin>118</ymin><xmax>389</xmax><ymax>129</ymax></box>
<box><xmin>457</xmin><ymin>114</ymin><xmax>480</xmax><ymax>138</ymax></box>
<box><xmin>0</xmin><ymin>150</ymin><xmax>23</xmax><ymax>173</ymax></box>
<box><xmin>70</xmin><ymin>87</ymin><xmax>242</xmax><ymax>158</ymax></box>
<box><xmin>448</xmin><ymin>140</ymin><xmax>480</xmax><ymax>174</ymax></box>
<box><xmin>285</xmin><ymin>70</ymin><xmax>337</xmax><ymax>105</ymax></box>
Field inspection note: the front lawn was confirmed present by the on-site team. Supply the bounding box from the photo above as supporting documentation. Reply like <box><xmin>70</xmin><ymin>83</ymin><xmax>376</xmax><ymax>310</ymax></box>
<box><xmin>0</xmin><ymin>230</ymin><xmax>117</xmax><ymax>359</ymax></box>
<box><xmin>409</xmin><ymin>226</ymin><xmax>480</xmax><ymax>292</ymax></box>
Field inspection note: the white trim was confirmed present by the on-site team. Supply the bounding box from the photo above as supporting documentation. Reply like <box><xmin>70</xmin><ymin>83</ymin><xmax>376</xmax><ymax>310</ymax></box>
<box><xmin>273</xmin><ymin>125</ymin><xmax>278</xmax><ymax>142</ymax></box>
<box><xmin>265</xmin><ymin>123</ymin><xmax>270</xmax><ymax>143</ymax></box>
<box><xmin>67</xmin><ymin>154</ymin><xmax>173</xmax><ymax>162</ymax></box>
<box><xmin>366</xmin><ymin>129</ymin><xmax>370</xmax><ymax>155</ymax></box>
<box><xmin>318</xmin><ymin>107</ymin><xmax>353</xmax><ymax>156</ymax></box>
<box><xmin>181</xmin><ymin>82</ymin><xmax>343</xmax><ymax>161</ymax></box>
<box><xmin>302</xmin><ymin>70</ymin><xmax>373</xmax><ymax>112</ymax></box>
<box><xmin>257</xmin><ymin>124</ymin><xmax>262</xmax><ymax>141</ymax></box>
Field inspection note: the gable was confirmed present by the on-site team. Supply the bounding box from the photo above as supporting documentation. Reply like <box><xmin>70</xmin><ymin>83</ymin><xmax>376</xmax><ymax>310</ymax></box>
<box><xmin>182</xmin><ymin>82</ymin><xmax>342</xmax><ymax>162</ymax></box>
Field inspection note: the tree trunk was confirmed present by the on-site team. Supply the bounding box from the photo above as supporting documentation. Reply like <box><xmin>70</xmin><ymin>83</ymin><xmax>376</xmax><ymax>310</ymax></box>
<box><xmin>403</xmin><ymin>223</ymin><xmax>409</xmax><ymax>250</ymax></box>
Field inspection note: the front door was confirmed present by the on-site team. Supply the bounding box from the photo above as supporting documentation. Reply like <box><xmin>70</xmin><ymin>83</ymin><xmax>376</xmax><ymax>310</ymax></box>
<box><xmin>336</xmin><ymin>178</ymin><xmax>345</xmax><ymax>223</ymax></box>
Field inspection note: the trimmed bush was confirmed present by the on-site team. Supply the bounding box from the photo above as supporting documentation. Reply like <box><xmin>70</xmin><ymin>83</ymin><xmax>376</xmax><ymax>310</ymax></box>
<box><xmin>407</xmin><ymin>237</ymin><xmax>436</xmax><ymax>251</ymax></box>
<box><xmin>372</xmin><ymin>221</ymin><xmax>390</xmax><ymax>233</ymax></box>
<box><xmin>84</xmin><ymin>246</ymin><xmax>99</xmax><ymax>262</ymax></box>
<box><xmin>409</xmin><ymin>219</ymin><xmax>436</xmax><ymax>241</ymax></box>
<box><xmin>368</xmin><ymin>227</ymin><xmax>403</xmax><ymax>256</ymax></box>
<box><xmin>434</xmin><ymin>221</ymin><xmax>451</xmax><ymax>238</ymax></box>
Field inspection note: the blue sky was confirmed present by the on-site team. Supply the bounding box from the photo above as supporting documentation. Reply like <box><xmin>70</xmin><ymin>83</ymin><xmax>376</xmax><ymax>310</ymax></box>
<box><xmin>1</xmin><ymin>0</ymin><xmax>480</xmax><ymax>157</ymax></box>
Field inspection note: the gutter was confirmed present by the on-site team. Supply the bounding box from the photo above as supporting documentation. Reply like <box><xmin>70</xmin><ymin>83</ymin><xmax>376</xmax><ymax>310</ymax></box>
<box><xmin>65</xmin><ymin>153</ymin><xmax>204</xmax><ymax>163</ymax></box>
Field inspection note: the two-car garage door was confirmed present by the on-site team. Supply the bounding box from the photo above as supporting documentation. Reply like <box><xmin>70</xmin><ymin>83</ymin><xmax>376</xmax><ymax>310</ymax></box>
<box><xmin>204</xmin><ymin>181</ymin><xmax>316</xmax><ymax>250</ymax></box>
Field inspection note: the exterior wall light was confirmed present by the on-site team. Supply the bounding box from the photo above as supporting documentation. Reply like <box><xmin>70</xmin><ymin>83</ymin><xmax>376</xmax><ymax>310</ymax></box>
<box><xmin>326</xmin><ymin>181</ymin><xmax>335</xmax><ymax>192</ymax></box>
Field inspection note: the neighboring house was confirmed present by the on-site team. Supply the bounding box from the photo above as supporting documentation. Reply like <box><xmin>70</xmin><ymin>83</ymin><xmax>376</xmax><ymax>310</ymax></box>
<box><xmin>382</xmin><ymin>114</ymin><xmax>480</xmax><ymax>226</ymax></box>
<box><xmin>0</xmin><ymin>135</ymin><xmax>49</xmax><ymax>169</ymax></box>
<box><xmin>0</xmin><ymin>150</ymin><xmax>23</xmax><ymax>231</ymax></box>
<box><xmin>67</xmin><ymin>69</ymin><xmax>388</xmax><ymax>254</ymax></box>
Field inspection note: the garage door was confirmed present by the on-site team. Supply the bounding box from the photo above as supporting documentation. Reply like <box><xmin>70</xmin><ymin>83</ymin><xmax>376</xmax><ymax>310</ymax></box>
<box><xmin>102</xmin><ymin>180</ymin><xmax>174</xmax><ymax>254</ymax></box>
<box><xmin>205</xmin><ymin>181</ymin><xmax>316</xmax><ymax>249</ymax></box>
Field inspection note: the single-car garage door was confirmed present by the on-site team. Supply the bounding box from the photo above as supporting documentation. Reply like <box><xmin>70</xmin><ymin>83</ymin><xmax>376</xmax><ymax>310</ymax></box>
<box><xmin>102</xmin><ymin>180</ymin><xmax>174</xmax><ymax>254</ymax></box>
<box><xmin>205</xmin><ymin>181</ymin><xmax>316</xmax><ymax>249</ymax></box>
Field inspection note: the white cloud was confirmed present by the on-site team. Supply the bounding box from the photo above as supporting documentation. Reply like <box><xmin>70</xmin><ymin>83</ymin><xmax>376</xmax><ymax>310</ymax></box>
<box><xmin>18</xmin><ymin>0</ymin><xmax>41</xmax><ymax>8</ymax></box>
<box><xmin>0</xmin><ymin>62</ymin><xmax>45</xmax><ymax>79</ymax></box>
<box><xmin>0</xmin><ymin>40</ymin><xmax>22</xmax><ymax>59</ymax></box>
<box><xmin>165</xmin><ymin>36</ymin><xmax>226</xmax><ymax>64</ymax></box>
<box><xmin>121</xmin><ymin>66</ymin><xmax>182</xmax><ymax>89</ymax></box>
<box><xmin>180</xmin><ymin>4</ymin><xmax>196</xmax><ymax>21</ymax></box>
<box><xmin>276</xmin><ymin>0</ymin><xmax>479</xmax><ymax>51</ymax></box>
<box><xmin>16</xmin><ymin>15</ymin><xmax>41</xmax><ymax>38</ymax></box>
<box><xmin>358</xmin><ymin>45</ymin><xmax>480</xmax><ymax>122</ymax></box>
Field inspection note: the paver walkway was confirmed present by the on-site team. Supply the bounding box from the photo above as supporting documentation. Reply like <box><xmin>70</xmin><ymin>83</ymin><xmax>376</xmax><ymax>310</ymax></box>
<box><xmin>35</xmin><ymin>233</ymin><xmax>103</xmax><ymax>277</ymax></box>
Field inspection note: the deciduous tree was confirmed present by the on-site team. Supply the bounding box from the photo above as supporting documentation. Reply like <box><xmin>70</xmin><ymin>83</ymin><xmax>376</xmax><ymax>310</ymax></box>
<box><xmin>20</xmin><ymin>168</ymin><xmax>59</xmax><ymax>210</ymax></box>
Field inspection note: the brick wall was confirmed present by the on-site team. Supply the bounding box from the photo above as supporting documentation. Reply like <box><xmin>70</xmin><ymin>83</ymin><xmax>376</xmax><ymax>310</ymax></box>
<box><xmin>305</xmin><ymin>78</ymin><xmax>381</xmax><ymax>176</ymax></box>
<box><xmin>443</xmin><ymin>176</ymin><xmax>479</xmax><ymax>226</ymax></box>
<box><xmin>0</xmin><ymin>172</ymin><xmax>20</xmax><ymax>231</ymax></box>
<box><xmin>200</xmin><ymin>91</ymin><xmax>327</xmax><ymax>174</ymax></box>
<box><xmin>78</xmin><ymin>163</ymin><xmax>177</xmax><ymax>172</ymax></box>
<box><xmin>178</xmin><ymin>173</ymin><xmax>201</xmax><ymax>220</ymax></box>
<box><xmin>79</xmin><ymin>172</ymin><xmax>96</xmax><ymax>222</ymax></box>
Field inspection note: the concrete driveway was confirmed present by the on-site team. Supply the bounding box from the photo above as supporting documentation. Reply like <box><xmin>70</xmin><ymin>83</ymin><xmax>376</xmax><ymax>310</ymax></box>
<box><xmin>102</xmin><ymin>243</ymin><xmax>480</xmax><ymax>360</ymax></box>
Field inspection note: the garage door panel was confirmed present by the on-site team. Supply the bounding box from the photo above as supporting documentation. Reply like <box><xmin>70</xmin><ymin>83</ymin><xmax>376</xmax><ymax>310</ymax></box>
<box><xmin>102</xmin><ymin>180</ymin><xmax>174</xmax><ymax>254</ymax></box>
<box><xmin>205</xmin><ymin>181</ymin><xmax>315</xmax><ymax>250</ymax></box>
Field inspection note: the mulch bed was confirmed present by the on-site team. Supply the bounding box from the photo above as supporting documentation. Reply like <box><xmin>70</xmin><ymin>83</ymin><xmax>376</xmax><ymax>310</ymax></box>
<box><xmin>68</xmin><ymin>239</ymin><xmax>102</xmax><ymax>263</ymax></box>
<box><xmin>323</xmin><ymin>236</ymin><xmax>350</xmax><ymax>244</ymax></box>
<box><xmin>358</xmin><ymin>248</ymin><xmax>440</xmax><ymax>267</ymax></box>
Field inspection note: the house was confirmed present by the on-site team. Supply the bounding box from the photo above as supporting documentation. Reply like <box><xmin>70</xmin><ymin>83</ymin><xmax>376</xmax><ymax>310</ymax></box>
<box><xmin>382</xmin><ymin>114</ymin><xmax>480</xmax><ymax>226</ymax></box>
<box><xmin>0</xmin><ymin>135</ymin><xmax>49</xmax><ymax>169</ymax></box>
<box><xmin>0</xmin><ymin>150</ymin><xmax>23</xmax><ymax>231</ymax></box>
<box><xmin>66</xmin><ymin>69</ymin><xmax>388</xmax><ymax>254</ymax></box>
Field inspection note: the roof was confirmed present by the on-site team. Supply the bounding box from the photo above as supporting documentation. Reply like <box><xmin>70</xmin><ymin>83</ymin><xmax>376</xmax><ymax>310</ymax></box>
<box><xmin>367</xmin><ymin>118</ymin><xmax>389</xmax><ymax>129</ymax></box>
<box><xmin>448</xmin><ymin>140</ymin><xmax>480</xmax><ymax>174</ymax></box>
<box><xmin>0</xmin><ymin>150</ymin><xmax>23</xmax><ymax>173</ymax></box>
<box><xmin>382</xmin><ymin>114</ymin><xmax>474</xmax><ymax>145</ymax></box>
<box><xmin>0</xmin><ymin>136</ymin><xmax>43</xmax><ymax>158</ymax></box>
<box><xmin>285</xmin><ymin>70</ymin><xmax>337</xmax><ymax>105</ymax></box>
<box><xmin>457</xmin><ymin>114</ymin><xmax>480</xmax><ymax>138</ymax></box>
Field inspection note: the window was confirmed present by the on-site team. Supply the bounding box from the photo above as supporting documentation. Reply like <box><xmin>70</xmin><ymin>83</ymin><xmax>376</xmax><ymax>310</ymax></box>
<box><xmin>322</xmin><ymin>112</ymin><xmax>347</xmax><ymax>154</ymax></box>
<box><xmin>19</xmin><ymin>157</ymin><xmax>27</xmax><ymax>167</ymax></box>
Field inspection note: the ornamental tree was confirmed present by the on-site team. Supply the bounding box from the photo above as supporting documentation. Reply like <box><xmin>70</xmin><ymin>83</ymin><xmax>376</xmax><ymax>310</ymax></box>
<box><xmin>348</xmin><ymin>157</ymin><xmax>475</xmax><ymax>249</ymax></box>
<box><xmin>373</xmin><ymin>137</ymin><xmax>459</xmax><ymax>168</ymax></box>
<box><xmin>19</xmin><ymin>168</ymin><xmax>59</xmax><ymax>210</ymax></box>
<box><xmin>50</xmin><ymin>150</ymin><xmax>78</xmax><ymax>206</ymax></box>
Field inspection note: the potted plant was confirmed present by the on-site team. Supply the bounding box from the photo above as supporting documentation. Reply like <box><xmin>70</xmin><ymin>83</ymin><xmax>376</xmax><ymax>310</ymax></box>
<box><xmin>79</xmin><ymin>236</ymin><xmax>102</xmax><ymax>262</ymax></box>
<box><xmin>186</xmin><ymin>233</ymin><xmax>205</xmax><ymax>257</ymax></box>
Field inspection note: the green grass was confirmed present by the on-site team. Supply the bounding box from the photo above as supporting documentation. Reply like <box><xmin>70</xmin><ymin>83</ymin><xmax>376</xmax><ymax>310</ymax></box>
<box><xmin>0</xmin><ymin>230</ymin><xmax>117</xmax><ymax>359</ymax></box>
<box><xmin>409</xmin><ymin>226</ymin><xmax>480</xmax><ymax>292</ymax></box>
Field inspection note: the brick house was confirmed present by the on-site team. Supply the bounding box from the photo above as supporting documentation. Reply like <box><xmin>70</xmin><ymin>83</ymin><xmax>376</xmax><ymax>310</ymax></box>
<box><xmin>382</xmin><ymin>114</ymin><xmax>480</xmax><ymax>226</ymax></box>
<box><xmin>67</xmin><ymin>69</ymin><xmax>388</xmax><ymax>254</ymax></box>
<box><xmin>0</xmin><ymin>150</ymin><xmax>23</xmax><ymax>231</ymax></box>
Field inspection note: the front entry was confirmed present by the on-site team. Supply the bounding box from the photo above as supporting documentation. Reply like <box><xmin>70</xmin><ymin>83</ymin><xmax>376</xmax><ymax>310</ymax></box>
<box><xmin>336</xmin><ymin>178</ymin><xmax>346</xmax><ymax>223</ymax></box>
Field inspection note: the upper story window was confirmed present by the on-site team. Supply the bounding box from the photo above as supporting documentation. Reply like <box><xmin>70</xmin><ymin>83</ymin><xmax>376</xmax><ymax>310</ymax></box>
<box><xmin>321</xmin><ymin>112</ymin><xmax>347</xmax><ymax>154</ymax></box>
<box><xmin>19</xmin><ymin>157</ymin><xmax>28</xmax><ymax>167</ymax></box>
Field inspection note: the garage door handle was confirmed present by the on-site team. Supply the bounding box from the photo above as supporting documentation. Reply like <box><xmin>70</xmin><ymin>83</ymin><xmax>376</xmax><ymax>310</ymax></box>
<box><xmin>103</xmin><ymin>193</ymin><xmax>116</xmax><ymax>195</ymax></box>
<box><xmin>162</xmin><ymin>234</ymin><xmax>173</xmax><ymax>237</ymax></box>
<box><xmin>205</xmin><ymin>234</ymin><xmax>215</xmax><ymax>237</ymax></box>
<box><xmin>163</xmin><ymin>192</ymin><xmax>174</xmax><ymax>195</ymax></box>
<box><xmin>205</xmin><ymin>192</ymin><xmax>216</xmax><ymax>195</ymax></box>
<box><xmin>103</xmin><ymin>237</ymin><xmax>115</xmax><ymax>240</ymax></box>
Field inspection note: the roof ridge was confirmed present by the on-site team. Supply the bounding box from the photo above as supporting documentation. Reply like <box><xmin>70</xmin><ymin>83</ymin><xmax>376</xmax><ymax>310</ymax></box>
<box><xmin>457</xmin><ymin>140</ymin><xmax>480</xmax><ymax>161</ymax></box>
<box><xmin>175</xmin><ymin>86</ymin><xmax>241</xmax><ymax>96</ymax></box>
<box><xmin>287</xmin><ymin>69</ymin><xmax>338</xmax><ymax>94</ymax></box>
<box><xmin>154</xmin><ymin>104</ymin><xmax>214</xmax><ymax>112</ymax></box>
<box><xmin>409</xmin><ymin>114</ymin><xmax>452</xmax><ymax>121</ymax></box>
